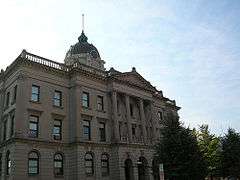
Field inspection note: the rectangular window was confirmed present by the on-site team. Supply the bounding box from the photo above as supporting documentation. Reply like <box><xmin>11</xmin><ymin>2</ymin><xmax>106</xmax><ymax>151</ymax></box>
<box><xmin>29</xmin><ymin>116</ymin><xmax>39</xmax><ymax>138</ymax></box>
<box><xmin>158</xmin><ymin>111</ymin><xmax>163</xmax><ymax>120</ymax></box>
<box><xmin>97</xmin><ymin>96</ymin><xmax>104</xmax><ymax>111</ymax></box>
<box><xmin>31</xmin><ymin>85</ymin><xmax>40</xmax><ymax>102</ymax></box>
<box><xmin>3</xmin><ymin>120</ymin><xmax>7</xmax><ymax>141</ymax></box>
<box><xmin>5</xmin><ymin>92</ymin><xmax>10</xmax><ymax>107</ymax></box>
<box><xmin>53</xmin><ymin>91</ymin><xmax>62</xmax><ymax>107</ymax></box>
<box><xmin>82</xmin><ymin>92</ymin><xmax>89</xmax><ymax>108</ymax></box>
<box><xmin>10</xmin><ymin>114</ymin><xmax>14</xmax><ymax>136</ymax></box>
<box><xmin>53</xmin><ymin>120</ymin><xmax>62</xmax><ymax>140</ymax></box>
<box><xmin>12</xmin><ymin>85</ymin><xmax>17</xmax><ymax>104</ymax></box>
<box><xmin>83</xmin><ymin>120</ymin><xmax>91</xmax><ymax>140</ymax></box>
<box><xmin>99</xmin><ymin>122</ymin><xmax>106</xmax><ymax>142</ymax></box>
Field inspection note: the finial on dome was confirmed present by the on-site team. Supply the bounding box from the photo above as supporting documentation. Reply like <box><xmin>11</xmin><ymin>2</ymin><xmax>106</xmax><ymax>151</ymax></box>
<box><xmin>78</xmin><ymin>31</ymin><xmax>88</xmax><ymax>42</ymax></box>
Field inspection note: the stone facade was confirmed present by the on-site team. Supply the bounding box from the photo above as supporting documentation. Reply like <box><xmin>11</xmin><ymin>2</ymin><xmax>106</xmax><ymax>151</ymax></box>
<box><xmin>0</xmin><ymin>32</ymin><xmax>180</xmax><ymax>180</ymax></box>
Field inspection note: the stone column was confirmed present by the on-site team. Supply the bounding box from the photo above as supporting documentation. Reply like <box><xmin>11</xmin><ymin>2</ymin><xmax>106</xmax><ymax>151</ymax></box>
<box><xmin>150</xmin><ymin>101</ymin><xmax>157</xmax><ymax>142</ymax></box>
<box><xmin>112</xmin><ymin>91</ymin><xmax>120</xmax><ymax>142</ymax></box>
<box><xmin>125</xmin><ymin>94</ymin><xmax>133</xmax><ymax>143</ymax></box>
<box><xmin>139</xmin><ymin>98</ymin><xmax>147</xmax><ymax>144</ymax></box>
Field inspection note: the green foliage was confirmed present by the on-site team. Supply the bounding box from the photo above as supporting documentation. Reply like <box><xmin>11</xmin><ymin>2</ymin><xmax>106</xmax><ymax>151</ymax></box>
<box><xmin>196</xmin><ymin>125</ymin><xmax>222</xmax><ymax>177</ymax></box>
<box><xmin>221</xmin><ymin>128</ymin><xmax>240</xmax><ymax>179</ymax></box>
<box><xmin>154</xmin><ymin>113</ymin><xmax>207</xmax><ymax>180</ymax></box>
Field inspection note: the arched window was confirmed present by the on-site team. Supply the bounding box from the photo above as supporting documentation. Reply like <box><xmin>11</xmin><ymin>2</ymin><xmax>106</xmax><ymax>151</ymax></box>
<box><xmin>6</xmin><ymin>151</ymin><xmax>11</xmax><ymax>175</ymax></box>
<box><xmin>54</xmin><ymin>153</ymin><xmax>63</xmax><ymax>176</ymax></box>
<box><xmin>85</xmin><ymin>152</ymin><xmax>94</xmax><ymax>175</ymax></box>
<box><xmin>101</xmin><ymin>154</ymin><xmax>109</xmax><ymax>176</ymax></box>
<box><xmin>28</xmin><ymin>151</ymin><xmax>39</xmax><ymax>175</ymax></box>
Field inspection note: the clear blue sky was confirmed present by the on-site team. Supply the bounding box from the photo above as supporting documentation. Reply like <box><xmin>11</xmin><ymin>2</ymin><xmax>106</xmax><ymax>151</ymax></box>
<box><xmin>0</xmin><ymin>0</ymin><xmax>239</xmax><ymax>135</ymax></box>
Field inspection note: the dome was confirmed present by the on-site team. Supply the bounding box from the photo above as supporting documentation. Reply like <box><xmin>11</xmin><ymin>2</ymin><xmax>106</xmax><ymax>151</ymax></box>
<box><xmin>68</xmin><ymin>31</ymin><xmax>100</xmax><ymax>59</ymax></box>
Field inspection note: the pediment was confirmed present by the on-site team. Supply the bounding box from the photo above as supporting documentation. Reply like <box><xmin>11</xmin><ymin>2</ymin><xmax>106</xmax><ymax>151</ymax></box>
<box><xmin>114</xmin><ymin>72</ymin><xmax>155</xmax><ymax>91</ymax></box>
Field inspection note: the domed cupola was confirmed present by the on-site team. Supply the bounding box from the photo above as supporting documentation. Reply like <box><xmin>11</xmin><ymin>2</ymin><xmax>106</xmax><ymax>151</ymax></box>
<box><xmin>64</xmin><ymin>30</ymin><xmax>105</xmax><ymax>71</ymax></box>
<box><xmin>68</xmin><ymin>31</ymin><xmax>101</xmax><ymax>59</ymax></box>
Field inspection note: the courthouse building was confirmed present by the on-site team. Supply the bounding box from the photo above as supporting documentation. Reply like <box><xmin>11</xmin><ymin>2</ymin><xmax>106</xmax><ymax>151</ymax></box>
<box><xmin>0</xmin><ymin>30</ymin><xmax>180</xmax><ymax>180</ymax></box>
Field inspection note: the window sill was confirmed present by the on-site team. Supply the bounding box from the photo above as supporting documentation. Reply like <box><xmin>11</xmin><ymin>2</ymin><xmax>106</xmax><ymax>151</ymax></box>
<box><xmin>53</xmin><ymin>105</ymin><xmax>64</xmax><ymax>109</ymax></box>
<box><xmin>82</xmin><ymin>106</ymin><xmax>91</xmax><ymax>110</ymax></box>
<box><xmin>29</xmin><ymin>100</ymin><xmax>41</xmax><ymax>104</ymax></box>
<box><xmin>96</xmin><ymin>109</ymin><xmax>106</xmax><ymax>113</ymax></box>
<box><xmin>53</xmin><ymin>138</ymin><xmax>62</xmax><ymax>141</ymax></box>
<box><xmin>28</xmin><ymin>135</ymin><xmax>38</xmax><ymax>138</ymax></box>
<box><xmin>28</xmin><ymin>173</ymin><xmax>39</xmax><ymax>176</ymax></box>
<box><xmin>83</xmin><ymin>139</ymin><xmax>92</xmax><ymax>142</ymax></box>
<box><xmin>54</xmin><ymin>175</ymin><xmax>64</xmax><ymax>178</ymax></box>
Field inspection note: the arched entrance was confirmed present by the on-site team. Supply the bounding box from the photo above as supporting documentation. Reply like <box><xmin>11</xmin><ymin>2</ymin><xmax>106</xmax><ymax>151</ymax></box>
<box><xmin>125</xmin><ymin>159</ymin><xmax>134</xmax><ymax>180</ymax></box>
<box><xmin>138</xmin><ymin>157</ymin><xmax>149</xmax><ymax>180</ymax></box>
<box><xmin>152</xmin><ymin>158</ymin><xmax>160</xmax><ymax>180</ymax></box>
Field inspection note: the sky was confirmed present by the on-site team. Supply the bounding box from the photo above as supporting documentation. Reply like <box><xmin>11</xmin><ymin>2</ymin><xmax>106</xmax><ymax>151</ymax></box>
<box><xmin>0</xmin><ymin>0</ymin><xmax>239</xmax><ymax>135</ymax></box>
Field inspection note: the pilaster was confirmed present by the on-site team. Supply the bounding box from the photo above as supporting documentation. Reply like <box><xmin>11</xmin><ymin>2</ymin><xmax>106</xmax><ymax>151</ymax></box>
<box><xmin>111</xmin><ymin>91</ymin><xmax>120</xmax><ymax>142</ymax></box>
<box><xmin>125</xmin><ymin>94</ymin><xmax>133</xmax><ymax>143</ymax></box>
<box><xmin>139</xmin><ymin>98</ymin><xmax>147</xmax><ymax>144</ymax></box>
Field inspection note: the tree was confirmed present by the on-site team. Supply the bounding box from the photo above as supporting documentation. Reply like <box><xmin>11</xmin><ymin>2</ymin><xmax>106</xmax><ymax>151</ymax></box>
<box><xmin>196</xmin><ymin>125</ymin><xmax>222</xmax><ymax>179</ymax></box>
<box><xmin>221</xmin><ymin>128</ymin><xmax>240</xmax><ymax>179</ymax></box>
<box><xmin>154</xmin><ymin>113</ymin><xmax>207</xmax><ymax>180</ymax></box>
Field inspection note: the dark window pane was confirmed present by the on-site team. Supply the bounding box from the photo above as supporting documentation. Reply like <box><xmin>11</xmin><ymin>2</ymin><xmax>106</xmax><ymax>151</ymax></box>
<box><xmin>99</xmin><ymin>122</ymin><xmax>106</xmax><ymax>142</ymax></box>
<box><xmin>6</xmin><ymin>92</ymin><xmax>10</xmax><ymax>107</ymax></box>
<box><xmin>29</xmin><ymin>116</ymin><xmax>38</xmax><ymax>138</ymax></box>
<box><xmin>54</xmin><ymin>91</ymin><xmax>62</xmax><ymax>107</ymax></box>
<box><xmin>83</xmin><ymin>120</ymin><xmax>91</xmax><ymax>140</ymax></box>
<box><xmin>85</xmin><ymin>153</ymin><xmax>94</xmax><ymax>175</ymax></box>
<box><xmin>28</xmin><ymin>152</ymin><xmax>39</xmax><ymax>175</ymax></box>
<box><xmin>54</xmin><ymin>154</ymin><xmax>63</xmax><ymax>176</ymax></box>
<box><xmin>13</xmin><ymin>85</ymin><xmax>17</xmax><ymax>103</ymax></box>
<box><xmin>6</xmin><ymin>152</ymin><xmax>11</xmax><ymax>175</ymax></box>
<box><xmin>10</xmin><ymin>115</ymin><xmax>14</xmax><ymax>136</ymax></box>
<box><xmin>53</xmin><ymin>120</ymin><xmax>62</xmax><ymax>140</ymax></box>
<box><xmin>31</xmin><ymin>85</ymin><xmax>40</xmax><ymax>102</ymax></box>
<box><xmin>97</xmin><ymin>96</ymin><xmax>104</xmax><ymax>110</ymax></box>
<box><xmin>82</xmin><ymin>92</ymin><xmax>89</xmax><ymax>108</ymax></box>
<box><xmin>101</xmin><ymin>154</ymin><xmax>109</xmax><ymax>176</ymax></box>
<box><xmin>3</xmin><ymin>120</ymin><xmax>7</xmax><ymax>141</ymax></box>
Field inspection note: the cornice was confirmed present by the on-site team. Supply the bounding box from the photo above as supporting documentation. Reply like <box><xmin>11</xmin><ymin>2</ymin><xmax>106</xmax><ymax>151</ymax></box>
<box><xmin>0</xmin><ymin>137</ymin><xmax>154</xmax><ymax>150</ymax></box>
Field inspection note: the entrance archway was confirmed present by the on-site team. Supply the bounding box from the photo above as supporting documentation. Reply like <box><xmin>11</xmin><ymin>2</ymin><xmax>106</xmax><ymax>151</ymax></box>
<box><xmin>125</xmin><ymin>159</ymin><xmax>134</xmax><ymax>180</ymax></box>
<box><xmin>138</xmin><ymin>156</ymin><xmax>149</xmax><ymax>180</ymax></box>
<box><xmin>152</xmin><ymin>158</ymin><xmax>160</xmax><ymax>180</ymax></box>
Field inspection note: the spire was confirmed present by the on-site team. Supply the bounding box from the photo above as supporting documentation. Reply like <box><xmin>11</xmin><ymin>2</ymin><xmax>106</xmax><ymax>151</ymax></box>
<box><xmin>78</xmin><ymin>14</ymin><xmax>88</xmax><ymax>43</ymax></box>
<box><xmin>82</xmin><ymin>14</ymin><xmax>85</xmax><ymax>32</ymax></box>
